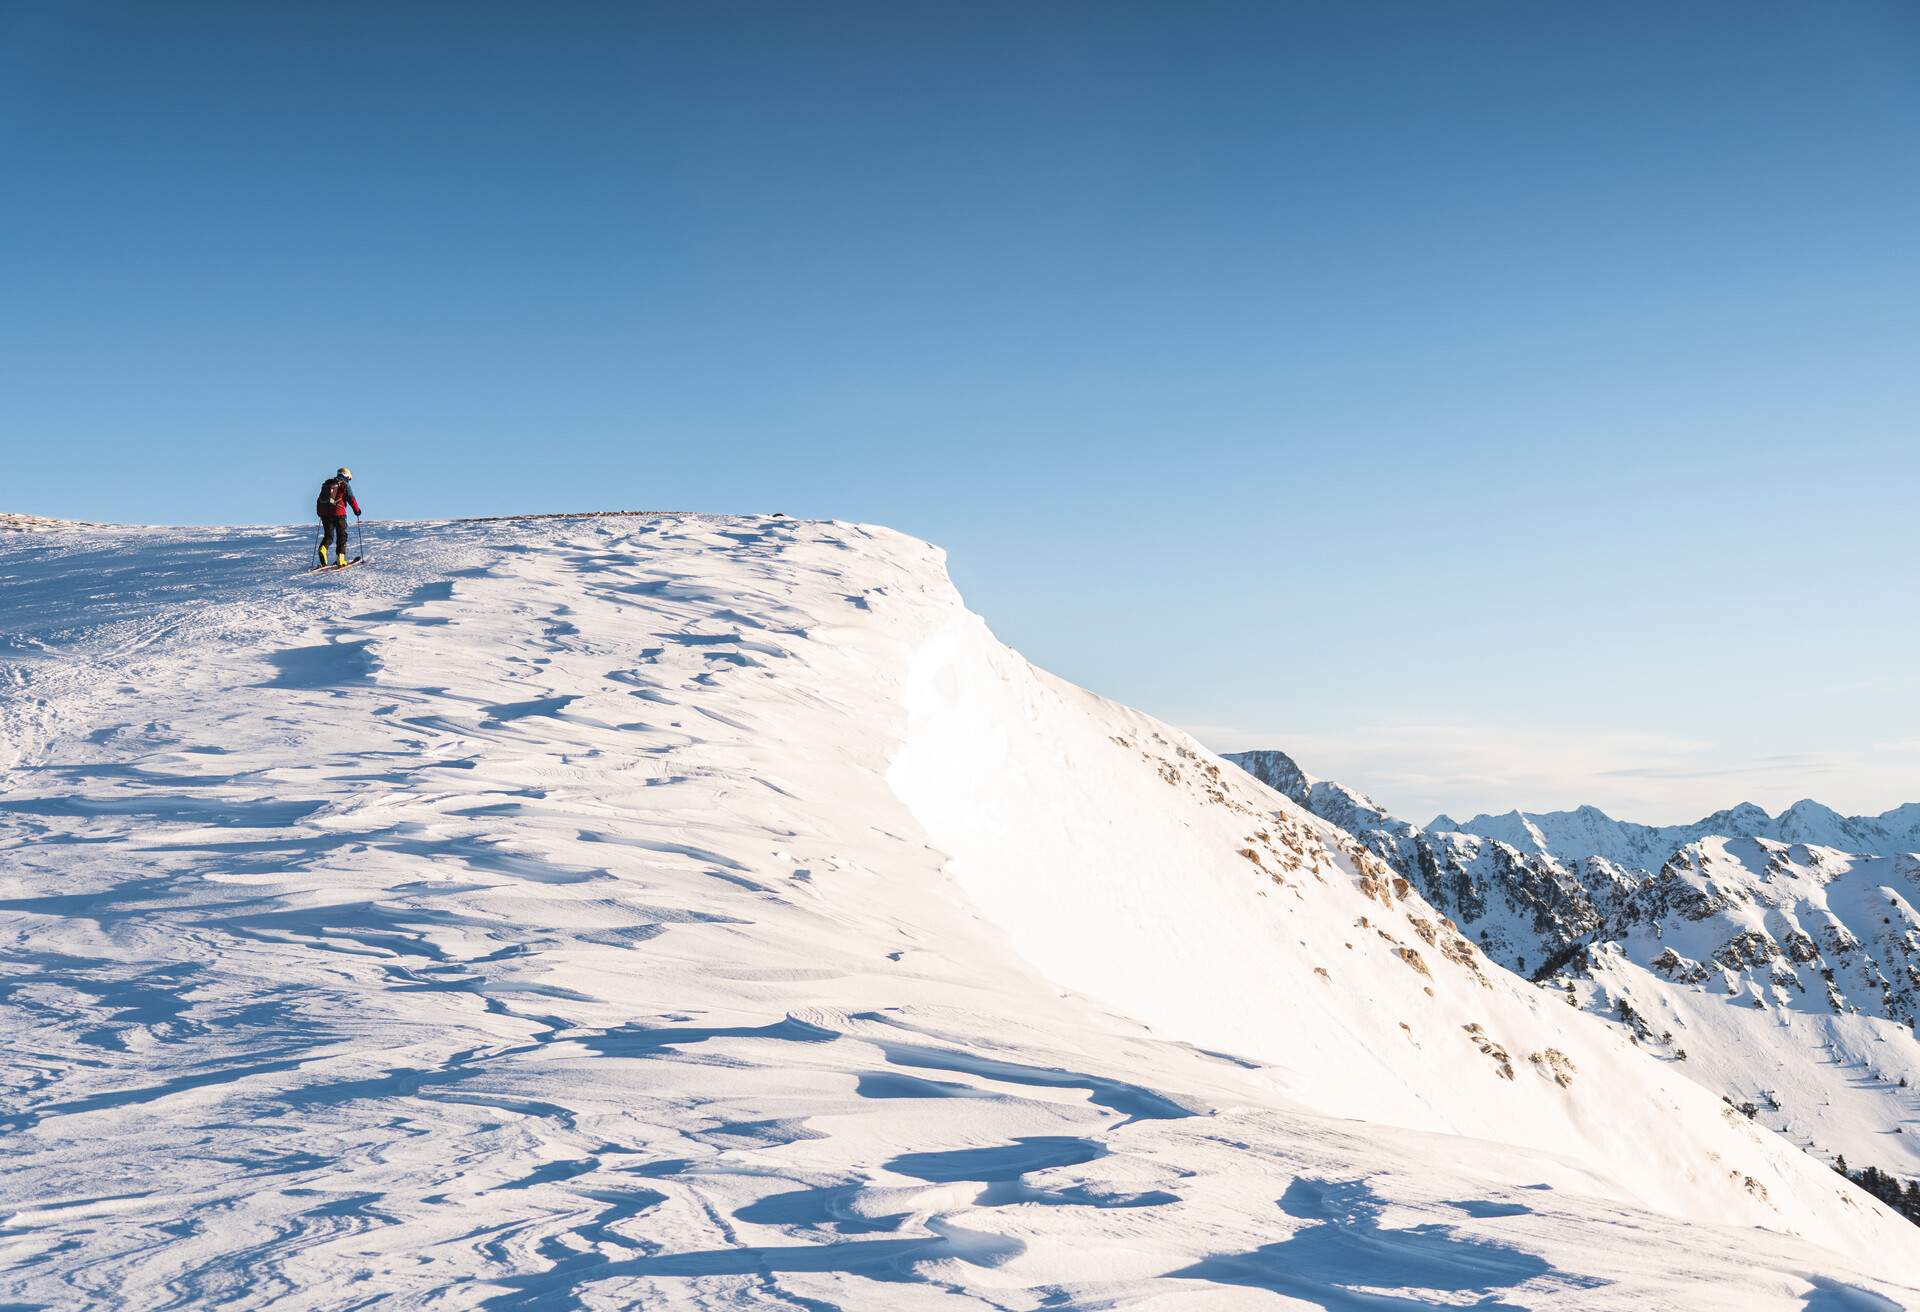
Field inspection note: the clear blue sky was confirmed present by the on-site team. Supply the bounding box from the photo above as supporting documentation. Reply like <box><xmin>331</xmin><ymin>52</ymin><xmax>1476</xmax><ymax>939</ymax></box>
<box><xmin>5</xmin><ymin>1</ymin><xmax>1917</xmax><ymax>823</ymax></box>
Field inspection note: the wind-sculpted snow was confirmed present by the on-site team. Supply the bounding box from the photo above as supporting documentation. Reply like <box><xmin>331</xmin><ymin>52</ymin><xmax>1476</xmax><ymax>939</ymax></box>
<box><xmin>1</xmin><ymin>515</ymin><xmax>1916</xmax><ymax>1309</ymax></box>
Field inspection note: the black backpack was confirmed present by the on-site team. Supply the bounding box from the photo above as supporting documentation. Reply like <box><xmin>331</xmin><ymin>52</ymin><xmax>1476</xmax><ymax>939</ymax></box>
<box><xmin>315</xmin><ymin>477</ymin><xmax>341</xmax><ymax>517</ymax></box>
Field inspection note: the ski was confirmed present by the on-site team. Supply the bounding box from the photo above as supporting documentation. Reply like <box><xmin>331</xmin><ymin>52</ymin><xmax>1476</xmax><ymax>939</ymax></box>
<box><xmin>306</xmin><ymin>557</ymin><xmax>364</xmax><ymax>574</ymax></box>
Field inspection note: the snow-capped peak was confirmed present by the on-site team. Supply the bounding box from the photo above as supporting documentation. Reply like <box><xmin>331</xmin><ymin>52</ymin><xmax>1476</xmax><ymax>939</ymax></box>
<box><xmin>1440</xmin><ymin>797</ymin><xmax>1920</xmax><ymax>868</ymax></box>
<box><xmin>1226</xmin><ymin>744</ymin><xmax>1920</xmax><ymax>1236</ymax></box>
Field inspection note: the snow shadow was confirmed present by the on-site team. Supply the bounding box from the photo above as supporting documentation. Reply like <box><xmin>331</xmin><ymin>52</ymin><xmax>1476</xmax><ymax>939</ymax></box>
<box><xmin>0</xmin><ymin>1046</ymin><xmax>326</xmax><ymax>1132</ymax></box>
<box><xmin>661</xmin><ymin>630</ymin><xmax>790</xmax><ymax>657</ymax></box>
<box><xmin>1169</xmin><ymin>1177</ymin><xmax>1570</xmax><ymax>1309</ymax></box>
<box><xmin>573</xmin><ymin>1015</ymin><xmax>837</xmax><ymax>1059</ymax></box>
<box><xmin>1801</xmin><ymin>1276</ymin><xmax>1908</xmax><ymax>1311</ymax></box>
<box><xmin>495</xmin><ymin>1158</ymin><xmax>602</xmax><ymax>1191</ymax></box>
<box><xmin>0</xmin><ymin>953</ymin><xmax>201</xmax><ymax>1050</ymax></box>
<box><xmin>854</xmin><ymin>1071</ymin><xmax>994</xmax><ymax>1100</ymax></box>
<box><xmin>1448</xmin><ymin>1199</ymin><xmax>1532</xmax><ymax>1219</ymax></box>
<box><xmin>212</xmin><ymin>899</ymin><xmax>491</xmax><ymax>964</ymax></box>
<box><xmin>467</xmin><ymin>1188</ymin><xmax>671</xmax><ymax>1312</ymax></box>
<box><xmin>0</xmin><ymin>794</ymin><xmax>323</xmax><ymax>828</ymax></box>
<box><xmin>483</xmin><ymin>695</ymin><xmax>578</xmax><ymax>724</ymax></box>
<box><xmin>873</xmin><ymin>1035</ymin><xmax>1193</xmax><ymax>1123</ymax></box>
<box><xmin>361</xmin><ymin>831</ymin><xmax>610</xmax><ymax>886</ymax></box>
<box><xmin>886</xmin><ymin>1136</ymin><xmax>1103</xmax><ymax>1184</ymax></box>
<box><xmin>690</xmin><ymin>1118</ymin><xmax>823</xmax><ymax>1150</ymax></box>
<box><xmin>479</xmin><ymin>1219</ymin><xmax>1020</xmax><ymax>1310</ymax></box>
<box><xmin>735</xmin><ymin>1182</ymin><xmax>909</xmax><ymax>1235</ymax></box>
<box><xmin>352</xmin><ymin>580</ymin><xmax>455</xmax><ymax>625</ymax></box>
<box><xmin>885</xmin><ymin>1136</ymin><xmax>1179</xmax><ymax>1213</ymax></box>
<box><xmin>621</xmin><ymin>1221</ymin><xmax>1019</xmax><ymax>1283</ymax></box>
<box><xmin>264</xmin><ymin>640</ymin><xmax>376</xmax><ymax>689</ymax></box>
<box><xmin>0</xmin><ymin>873</ymin><xmax>187</xmax><ymax>922</ymax></box>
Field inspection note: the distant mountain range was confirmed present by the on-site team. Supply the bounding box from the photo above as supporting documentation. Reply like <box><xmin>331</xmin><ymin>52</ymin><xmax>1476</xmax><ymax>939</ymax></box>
<box><xmin>1229</xmin><ymin>749</ymin><xmax>1920</xmax><ymax>1183</ymax></box>
<box><xmin>0</xmin><ymin>513</ymin><xmax>97</xmax><ymax>532</ymax></box>
<box><xmin>1432</xmin><ymin>798</ymin><xmax>1920</xmax><ymax>872</ymax></box>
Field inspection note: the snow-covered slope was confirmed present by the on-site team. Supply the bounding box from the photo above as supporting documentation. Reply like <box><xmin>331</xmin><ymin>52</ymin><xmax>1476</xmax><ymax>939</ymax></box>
<box><xmin>1232</xmin><ymin>749</ymin><xmax>1920</xmax><ymax>1192</ymax></box>
<box><xmin>1575</xmin><ymin>839</ymin><xmax>1920</xmax><ymax>1179</ymax></box>
<box><xmin>3</xmin><ymin>517</ymin><xmax>1916</xmax><ymax>1309</ymax></box>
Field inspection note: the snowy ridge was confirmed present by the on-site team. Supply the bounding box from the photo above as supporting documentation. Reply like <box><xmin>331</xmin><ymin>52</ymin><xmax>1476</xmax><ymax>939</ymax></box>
<box><xmin>2</xmin><ymin>517</ymin><xmax>1916</xmax><ymax>1308</ymax></box>
<box><xmin>1436</xmin><ymin>800</ymin><xmax>1920</xmax><ymax>870</ymax></box>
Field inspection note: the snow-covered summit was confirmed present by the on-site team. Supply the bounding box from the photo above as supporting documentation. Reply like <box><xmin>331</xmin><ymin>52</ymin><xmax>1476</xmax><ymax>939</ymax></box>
<box><xmin>3</xmin><ymin>518</ymin><xmax>1915</xmax><ymax>1308</ymax></box>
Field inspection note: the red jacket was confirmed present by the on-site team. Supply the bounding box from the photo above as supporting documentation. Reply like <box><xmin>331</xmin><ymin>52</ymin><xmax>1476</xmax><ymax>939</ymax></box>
<box><xmin>316</xmin><ymin>477</ymin><xmax>361</xmax><ymax>518</ymax></box>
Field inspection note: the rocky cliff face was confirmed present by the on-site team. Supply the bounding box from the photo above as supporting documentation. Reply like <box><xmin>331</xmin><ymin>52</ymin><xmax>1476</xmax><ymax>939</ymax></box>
<box><xmin>1625</xmin><ymin>840</ymin><xmax>1920</xmax><ymax>1027</ymax></box>
<box><xmin>1229</xmin><ymin>750</ymin><xmax>1618</xmax><ymax>976</ymax></box>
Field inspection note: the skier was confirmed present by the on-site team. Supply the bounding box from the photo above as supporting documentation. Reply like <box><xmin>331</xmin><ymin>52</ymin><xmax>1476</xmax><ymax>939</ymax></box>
<box><xmin>315</xmin><ymin>467</ymin><xmax>361</xmax><ymax>568</ymax></box>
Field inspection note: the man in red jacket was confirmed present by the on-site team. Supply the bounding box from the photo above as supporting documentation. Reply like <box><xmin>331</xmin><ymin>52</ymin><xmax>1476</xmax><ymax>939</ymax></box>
<box><xmin>315</xmin><ymin>467</ymin><xmax>361</xmax><ymax>567</ymax></box>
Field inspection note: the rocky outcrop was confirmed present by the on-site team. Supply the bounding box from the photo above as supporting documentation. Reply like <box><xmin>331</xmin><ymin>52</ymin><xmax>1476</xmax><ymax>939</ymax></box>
<box><xmin>1227</xmin><ymin>750</ymin><xmax>1618</xmax><ymax>976</ymax></box>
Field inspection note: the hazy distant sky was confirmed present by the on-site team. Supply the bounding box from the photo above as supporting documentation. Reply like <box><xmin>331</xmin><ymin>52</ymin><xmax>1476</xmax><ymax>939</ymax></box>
<box><xmin>5</xmin><ymin>2</ymin><xmax>1917</xmax><ymax>824</ymax></box>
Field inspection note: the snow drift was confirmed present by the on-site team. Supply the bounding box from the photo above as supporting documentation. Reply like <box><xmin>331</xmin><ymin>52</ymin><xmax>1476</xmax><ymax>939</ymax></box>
<box><xmin>0</xmin><ymin>513</ymin><xmax>1914</xmax><ymax>1310</ymax></box>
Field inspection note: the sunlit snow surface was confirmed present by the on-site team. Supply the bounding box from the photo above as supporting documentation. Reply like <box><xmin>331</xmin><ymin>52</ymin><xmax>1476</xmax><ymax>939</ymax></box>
<box><xmin>1</xmin><ymin>514</ymin><xmax>1915</xmax><ymax>1310</ymax></box>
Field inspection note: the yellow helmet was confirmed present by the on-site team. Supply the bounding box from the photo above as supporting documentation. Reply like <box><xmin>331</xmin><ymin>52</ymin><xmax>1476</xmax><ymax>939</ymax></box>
<box><xmin>338</xmin><ymin>467</ymin><xmax>353</xmax><ymax>480</ymax></box>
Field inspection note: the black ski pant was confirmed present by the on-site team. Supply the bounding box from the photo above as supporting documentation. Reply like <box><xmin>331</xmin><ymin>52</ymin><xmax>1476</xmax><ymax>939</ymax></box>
<box><xmin>318</xmin><ymin>515</ymin><xmax>350</xmax><ymax>563</ymax></box>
